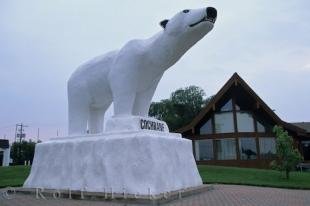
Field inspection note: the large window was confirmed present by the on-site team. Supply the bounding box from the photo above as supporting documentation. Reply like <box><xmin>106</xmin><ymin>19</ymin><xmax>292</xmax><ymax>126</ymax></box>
<box><xmin>195</xmin><ymin>140</ymin><xmax>214</xmax><ymax>160</ymax></box>
<box><xmin>215</xmin><ymin>138</ymin><xmax>237</xmax><ymax>160</ymax></box>
<box><xmin>214</xmin><ymin>99</ymin><xmax>234</xmax><ymax>133</ymax></box>
<box><xmin>239</xmin><ymin>138</ymin><xmax>257</xmax><ymax>160</ymax></box>
<box><xmin>259</xmin><ymin>138</ymin><xmax>276</xmax><ymax>159</ymax></box>
<box><xmin>200</xmin><ymin>119</ymin><xmax>213</xmax><ymax>134</ymax></box>
<box><xmin>214</xmin><ymin>113</ymin><xmax>234</xmax><ymax>133</ymax></box>
<box><xmin>236</xmin><ymin>111</ymin><xmax>255</xmax><ymax>132</ymax></box>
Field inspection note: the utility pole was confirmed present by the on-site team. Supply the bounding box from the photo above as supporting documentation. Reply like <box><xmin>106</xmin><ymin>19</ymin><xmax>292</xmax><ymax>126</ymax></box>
<box><xmin>16</xmin><ymin>123</ymin><xmax>27</xmax><ymax>143</ymax></box>
<box><xmin>14</xmin><ymin>124</ymin><xmax>18</xmax><ymax>142</ymax></box>
<box><xmin>15</xmin><ymin>123</ymin><xmax>28</xmax><ymax>165</ymax></box>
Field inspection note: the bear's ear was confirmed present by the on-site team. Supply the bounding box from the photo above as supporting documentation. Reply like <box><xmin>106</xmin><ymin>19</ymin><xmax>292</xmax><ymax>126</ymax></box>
<box><xmin>160</xmin><ymin>19</ymin><xmax>169</xmax><ymax>29</ymax></box>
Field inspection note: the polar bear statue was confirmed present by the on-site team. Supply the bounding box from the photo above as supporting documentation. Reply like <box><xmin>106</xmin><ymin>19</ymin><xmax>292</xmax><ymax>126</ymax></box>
<box><xmin>67</xmin><ymin>7</ymin><xmax>217</xmax><ymax>135</ymax></box>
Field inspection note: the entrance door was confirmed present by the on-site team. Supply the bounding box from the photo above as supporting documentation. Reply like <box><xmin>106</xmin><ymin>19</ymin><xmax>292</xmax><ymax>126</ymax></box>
<box><xmin>302</xmin><ymin>141</ymin><xmax>310</xmax><ymax>161</ymax></box>
<box><xmin>0</xmin><ymin>151</ymin><xmax>3</xmax><ymax>166</ymax></box>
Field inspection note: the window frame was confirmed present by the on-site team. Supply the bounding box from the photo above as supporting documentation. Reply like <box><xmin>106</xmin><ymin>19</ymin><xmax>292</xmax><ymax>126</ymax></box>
<box><xmin>193</xmin><ymin>94</ymin><xmax>277</xmax><ymax>163</ymax></box>
<box><xmin>259</xmin><ymin>137</ymin><xmax>277</xmax><ymax>159</ymax></box>
<box><xmin>194</xmin><ymin>139</ymin><xmax>214</xmax><ymax>161</ymax></box>
<box><xmin>238</xmin><ymin>137</ymin><xmax>258</xmax><ymax>160</ymax></box>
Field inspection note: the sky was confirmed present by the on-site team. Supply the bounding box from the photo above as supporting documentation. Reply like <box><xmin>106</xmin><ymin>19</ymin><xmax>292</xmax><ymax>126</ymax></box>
<box><xmin>0</xmin><ymin>0</ymin><xmax>310</xmax><ymax>142</ymax></box>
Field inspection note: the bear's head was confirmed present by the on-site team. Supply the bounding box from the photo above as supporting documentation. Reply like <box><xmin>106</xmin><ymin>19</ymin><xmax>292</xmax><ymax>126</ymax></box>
<box><xmin>160</xmin><ymin>7</ymin><xmax>217</xmax><ymax>44</ymax></box>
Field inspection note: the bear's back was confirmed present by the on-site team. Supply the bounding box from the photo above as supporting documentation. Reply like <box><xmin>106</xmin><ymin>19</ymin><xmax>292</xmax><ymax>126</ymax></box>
<box><xmin>68</xmin><ymin>50</ymin><xmax>118</xmax><ymax>87</ymax></box>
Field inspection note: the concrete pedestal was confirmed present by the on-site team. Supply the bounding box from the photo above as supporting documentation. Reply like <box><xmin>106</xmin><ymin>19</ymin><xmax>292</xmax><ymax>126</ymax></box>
<box><xmin>24</xmin><ymin>117</ymin><xmax>202</xmax><ymax>195</ymax></box>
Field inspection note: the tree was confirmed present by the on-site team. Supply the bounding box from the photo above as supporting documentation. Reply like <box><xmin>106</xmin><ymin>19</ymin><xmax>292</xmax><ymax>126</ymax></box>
<box><xmin>149</xmin><ymin>86</ymin><xmax>210</xmax><ymax>131</ymax></box>
<box><xmin>10</xmin><ymin>139</ymin><xmax>37</xmax><ymax>165</ymax></box>
<box><xmin>271</xmin><ymin>126</ymin><xmax>303</xmax><ymax>179</ymax></box>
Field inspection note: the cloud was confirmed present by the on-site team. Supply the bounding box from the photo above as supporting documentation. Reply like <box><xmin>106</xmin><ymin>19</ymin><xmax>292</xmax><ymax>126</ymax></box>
<box><xmin>303</xmin><ymin>63</ymin><xmax>310</xmax><ymax>71</ymax></box>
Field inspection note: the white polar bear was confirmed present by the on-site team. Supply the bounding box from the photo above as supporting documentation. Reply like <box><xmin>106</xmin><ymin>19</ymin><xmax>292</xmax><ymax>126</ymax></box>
<box><xmin>67</xmin><ymin>7</ymin><xmax>217</xmax><ymax>135</ymax></box>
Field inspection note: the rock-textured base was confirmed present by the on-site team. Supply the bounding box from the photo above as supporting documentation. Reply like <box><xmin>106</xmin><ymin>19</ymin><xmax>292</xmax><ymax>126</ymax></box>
<box><xmin>23</xmin><ymin>131</ymin><xmax>202</xmax><ymax>195</ymax></box>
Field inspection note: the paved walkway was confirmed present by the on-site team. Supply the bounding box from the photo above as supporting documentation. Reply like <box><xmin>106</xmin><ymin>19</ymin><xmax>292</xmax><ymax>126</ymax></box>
<box><xmin>1</xmin><ymin>185</ymin><xmax>309</xmax><ymax>206</ymax></box>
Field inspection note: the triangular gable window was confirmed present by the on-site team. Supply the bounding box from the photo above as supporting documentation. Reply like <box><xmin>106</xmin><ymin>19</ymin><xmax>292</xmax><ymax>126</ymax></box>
<box><xmin>257</xmin><ymin>120</ymin><xmax>266</xmax><ymax>133</ymax></box>
<box><xmin>200</xmin><ymin>118</ymin><xmax>213</xmax><ymax>134</ymax></box>
<box><xmin>220</xmin><ymin>99</ymin><xmax>233</xmax><ymax>112</ymax></box>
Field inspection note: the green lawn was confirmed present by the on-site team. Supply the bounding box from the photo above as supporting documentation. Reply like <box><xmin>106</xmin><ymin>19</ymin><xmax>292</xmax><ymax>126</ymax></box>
<box><xmin>199</xmin><ymin>165</ymin><xmax>310</xmax><ymax>189</ymax></box>
<box><xmin>0</xmin><ymin>165</ymin><xmax>309</xmax><ymax>189</ymax></box>
<box><xmin>0</xmin><ymin>165</ymin><xmax>30</xmax><ymax>188</ymax></box>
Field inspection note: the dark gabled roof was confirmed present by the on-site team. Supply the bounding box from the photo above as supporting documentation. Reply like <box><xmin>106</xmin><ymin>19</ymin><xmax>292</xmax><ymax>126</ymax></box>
<box><xmin>291</xmin><ymin>122</ymin><xmax>310</xmax><ymax>133</ymax></box>
<box><xmin>0</xmin><ymin>139</ymin><xmax>9</xmax><ymax>149</ymax></box>
<box><xmin>177</xmin><ymin>72</ymin><xmax>306</xmax><ymax>135</ymax></box>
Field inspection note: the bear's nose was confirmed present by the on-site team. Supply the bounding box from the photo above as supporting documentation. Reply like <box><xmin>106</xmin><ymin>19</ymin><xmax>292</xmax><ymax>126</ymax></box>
<box><xmin>206</xmin><ymin>7</ymin><xmax>217</xmax><ymax>19</ymax></box>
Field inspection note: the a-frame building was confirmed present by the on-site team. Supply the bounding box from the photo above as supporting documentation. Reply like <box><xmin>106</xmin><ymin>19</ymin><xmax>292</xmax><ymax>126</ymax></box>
<box><xmin>177</xmin><ymin>73</ymin><xmax>310</xmax><ymax>168</ymax></box>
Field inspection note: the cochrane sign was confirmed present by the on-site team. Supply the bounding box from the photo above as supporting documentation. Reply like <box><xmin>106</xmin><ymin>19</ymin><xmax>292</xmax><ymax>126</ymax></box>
<box><xmin>140</xmin><ymin>119</ymin><xmax>165</xmax><ymax>132</ymax></box>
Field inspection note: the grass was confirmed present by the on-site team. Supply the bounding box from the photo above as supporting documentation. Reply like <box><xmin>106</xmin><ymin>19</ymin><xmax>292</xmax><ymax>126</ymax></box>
<box><xmin>0</xmin><ymin>165</ymin><xmax>309</xmax><ymax>189</ymax></box>
<box><xmin>0</xmin><ymin>165</ymin><xmax>30</xmax><ymax>188</ymax></box>
<box><xmin>198</xmin><ymin>165</ymin><xmax>310</xmax><ymax>189</ymax></box>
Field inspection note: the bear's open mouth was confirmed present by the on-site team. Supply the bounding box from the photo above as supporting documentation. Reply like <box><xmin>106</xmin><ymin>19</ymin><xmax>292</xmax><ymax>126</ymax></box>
<box><xmin>189</xmin><ymin>16</ymin><xmax>216</xmax><ymax>27</ymax></box>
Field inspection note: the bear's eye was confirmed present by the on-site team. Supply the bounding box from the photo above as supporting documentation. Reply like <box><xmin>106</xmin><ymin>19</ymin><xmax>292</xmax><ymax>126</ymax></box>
<box><xmin>183</xmin><ymin>9</ymin><xmax>190</xmax><ymax>13</ymax></box>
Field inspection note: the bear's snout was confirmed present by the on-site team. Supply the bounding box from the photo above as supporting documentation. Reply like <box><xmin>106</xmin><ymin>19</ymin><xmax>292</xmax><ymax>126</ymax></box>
<box><xmin>206</xmin><ymin>7</ymin><xmax>217</xmax><ymax>19</ymax></box>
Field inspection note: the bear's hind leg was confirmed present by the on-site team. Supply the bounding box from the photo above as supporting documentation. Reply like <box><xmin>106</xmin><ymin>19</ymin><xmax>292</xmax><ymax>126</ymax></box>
<box><xmin>68</xmin><ymin>100</ymin><xmax>89</xmax><ymax>135</ymax></box>
<box><xmin>88</xmin><ymin>103</ymin><xmax>110</xmax><ymax>134</ymax></box>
